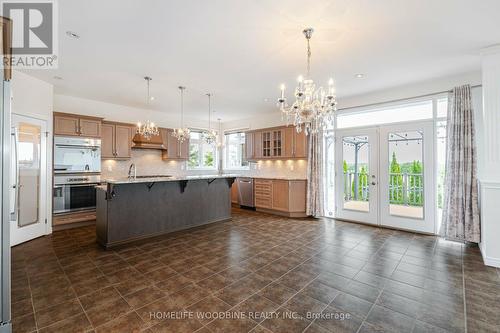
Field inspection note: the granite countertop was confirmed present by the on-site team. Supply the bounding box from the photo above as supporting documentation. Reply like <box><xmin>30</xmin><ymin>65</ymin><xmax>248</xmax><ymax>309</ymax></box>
<box><xmin>103</xmin><ymin>174</ymin><xmax>240</xmax><ymax>185</ymax></box>
<box><xmin>249</xmin><ymin>176</ymin><xmax>307</xmax><ymax>181</ymax></box>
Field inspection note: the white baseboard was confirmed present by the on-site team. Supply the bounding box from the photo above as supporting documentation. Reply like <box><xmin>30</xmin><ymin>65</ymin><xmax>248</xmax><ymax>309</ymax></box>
<box><xmin>483</xmin><ymin>255</ymin><xmax>500</xmax><ymax>268</ymax></box>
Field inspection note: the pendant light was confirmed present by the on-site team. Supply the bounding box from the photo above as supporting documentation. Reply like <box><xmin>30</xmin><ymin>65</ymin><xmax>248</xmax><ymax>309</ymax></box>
<box><xmin>172</xmin><ymin>86</ymin><xmax>190</xmax><ymax>143</ymax></box>
<box><xmin>136</xmin><ymin>76</ymin><xmax>159</xmax><ymax>140</ymax></box>
<box><xmin>202</xmin><ymin>93</ymin><xmax>217</xmax><ymax>145</ymax></box>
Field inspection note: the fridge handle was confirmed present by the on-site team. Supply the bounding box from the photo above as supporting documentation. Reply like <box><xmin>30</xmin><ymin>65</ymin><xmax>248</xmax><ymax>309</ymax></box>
<box><xmin>11</xmin><ymin>127</ymin><xmax>19</xmax><ymax>221</ymax></box>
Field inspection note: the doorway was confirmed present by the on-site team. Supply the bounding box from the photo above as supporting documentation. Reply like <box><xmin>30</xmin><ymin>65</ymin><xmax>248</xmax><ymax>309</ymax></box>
<box><xmin>334</xmin><ymin>121</ymin><xmax>435</xmax><ymax>233</ymax></box>
<box><xmin>10</xmin><ymin>114</ymin><xmax>49</xmax><ymax>246</ymax></box>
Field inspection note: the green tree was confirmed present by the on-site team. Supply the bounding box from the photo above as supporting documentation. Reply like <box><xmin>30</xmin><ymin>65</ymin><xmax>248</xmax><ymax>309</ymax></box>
<box><xmin>352</xmin><ymin>166</ymin><xmax>369</xmax><ymax>200</ymax></box>
<box><xmin>390</xmin><ymin>152</ymin><xmax>403</xmax><ymax>203</ymax></box>
<box><xmin>409</xmin><ymin>160</ymin><xmax>423</xmax><ymax>206</ymax></box>
<box><xmin>204</xmin><ymin>151</ymin><xmax>214</xmax><ymax>166</ymax></box>
<box><xmin>188</xmin><ymin>146</ymin><xmax>199</xmax><ymax>167</ymax></box>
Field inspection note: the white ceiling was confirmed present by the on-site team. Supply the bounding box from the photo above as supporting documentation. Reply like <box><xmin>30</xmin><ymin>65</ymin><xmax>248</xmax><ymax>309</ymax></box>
<box><xmin>23</xmin><ymin>0</ymin><xmax>500</xmax><ymax>122</ymax></box>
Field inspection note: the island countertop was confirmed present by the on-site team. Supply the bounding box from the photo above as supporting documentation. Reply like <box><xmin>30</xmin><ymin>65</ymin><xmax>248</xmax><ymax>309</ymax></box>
<box><xmin>102</xmin><ymin>174</ymin><xmax>240</xmax><ymax>184</ymax></box>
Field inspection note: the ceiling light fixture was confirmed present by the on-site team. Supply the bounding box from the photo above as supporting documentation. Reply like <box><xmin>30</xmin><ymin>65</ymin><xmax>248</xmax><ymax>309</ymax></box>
<box><xmin>355</xmin><ymin>73</ymin><xmax>365</xmax><ymax>78</ymax></box>
<box><xmin>202</xmin><ymin>93</ymin><xmax>217</xmax><ymax>145</ymax></box>
<box><xmin>172</xmin><ymin>86</ymin><xmax>190</xmax><ymax>143</ymax></box>
<box><xmin>136</xmin><ymin>76</ymin><xmax>159</xmax><ymax>140</ymax></box>
<box><xmin>65</xmin><ymin>31</ymin><xmax>80</xmax><ymax>39</ymax></box>
<box><xmin>277</xmin><ymin>28</ymin><xmax>336</xmax><ymax>135</ymax></box>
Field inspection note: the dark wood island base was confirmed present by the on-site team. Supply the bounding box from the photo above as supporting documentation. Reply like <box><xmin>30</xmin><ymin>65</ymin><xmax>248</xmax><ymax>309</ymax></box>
<box><xmin>96</xmin><ymin>176</ymin><xmax>236</xmax><ymax>249</ymax></box>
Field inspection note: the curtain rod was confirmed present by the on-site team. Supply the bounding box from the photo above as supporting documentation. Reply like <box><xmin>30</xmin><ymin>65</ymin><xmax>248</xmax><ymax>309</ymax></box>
<box><xmin>337</xmin><ymin>84</ymin><xmax>482</xmax><ymax>112</ymax></box>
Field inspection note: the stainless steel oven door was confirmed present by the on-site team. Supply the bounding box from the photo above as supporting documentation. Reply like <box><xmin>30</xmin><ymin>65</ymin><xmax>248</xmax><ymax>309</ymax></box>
<box><xmin>54</xmin><ymin>136</ymin><xmax>101</xmax><ymax>173</ymax></box>
<box><xmin>53</xmin><ymin>183</ymin><xmax>98</xmax><ymax>214</ymax></box>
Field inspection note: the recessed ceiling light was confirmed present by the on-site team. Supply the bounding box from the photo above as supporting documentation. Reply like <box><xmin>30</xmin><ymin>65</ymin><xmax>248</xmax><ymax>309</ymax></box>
<box><xmin>263</xmin><ymin>98</ymin><xmax>269</xmax><ymax>102</ymax></box>
<box><xmin>355</xmin><ymin>73</ymin><xmax>365</xmax><ymax>78</ymax></box>
<box><xmin>66</xmin><ymin>31</ymin><xmax>80</xmax><ymax>39</ymax></box>
<box><xmin>53</xmin><ymin>76</ymin><xmax>63</xmax><ymax>80</ymax></box>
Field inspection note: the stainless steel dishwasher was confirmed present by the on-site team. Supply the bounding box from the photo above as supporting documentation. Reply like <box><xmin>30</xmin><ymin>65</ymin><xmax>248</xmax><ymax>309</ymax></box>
<box><xmin>237</xmin><ymin>177</ymin><xmax>254</xmax><ymax>208</ymax></box>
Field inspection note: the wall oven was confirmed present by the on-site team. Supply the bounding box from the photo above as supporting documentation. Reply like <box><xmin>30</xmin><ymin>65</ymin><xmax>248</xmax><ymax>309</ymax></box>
<box><xmin>54</xmin><ymin>136</ymin><xmax>101</xmax><ymax>174</ymax></box>
<box><xmin>53</xmin><ymin>174</ymin><xmax>100</xmax><ymax>214</ymax></box>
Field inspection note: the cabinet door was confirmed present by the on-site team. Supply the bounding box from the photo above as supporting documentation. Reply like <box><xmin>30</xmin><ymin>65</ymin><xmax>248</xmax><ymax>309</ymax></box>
<box><xmin>294</xmin><ymin>130</ymin><xmax>308</xmax><ymax>158</ymax></box>
<box><xmin>245</xmin><ymin>132</ymin><xmax>254</xmax><ymax>160</ymax></box>
<box><xmin>283</xmin><ymin>127</ymin><xmax>294</xmax><ymax>158</ymax></box>
<box><xmin>101</xmin><ymin>123</ymin><xmax>115</xmax><ymax>158</ymax></box>
<box><xmin>231</xmin><ymin>181</ymin><xmax>239</xmax><ymax>204</ymax></box>
<box><xmin>272</xmin><ymin>180</ymin><xmax>289</xmax><ymax>211</ymax></box>
<box><xmin>262</xmin><ymin>131</ymin><xmax>272</xmax><ymax>157</ymax></box>
<box><xmin>179</xmin><ymin>139</ymin><xmax>189</xmax><ymax>159</ymax></box>
<box><xmin>54</xmin><ymin>115</ymin><xmax>79</xmax><ymax>136</ymax></box>
<box><xmin>115</xmin><ymin>125</ymin><xmax>132</xmax><ymax>158</ymax></box>
<box><xmin>79</xmin><ymin>118</ymin><xmax>101</xmax><ymax>138</ymax></box>
<box><xmin>254</xmin><ymin>179</ymin><xmax>272</xmax><ymax>208</ymax></box>
<box><xmin>167</xmin><ymin>132</ymin><xmax>179</xmax><ymax>158</ymax></box>
<box><xmin>253</xmin><ymin>132</ymin><xmax>262</xmax><ymax>159</ymax></box>
<box><xmin>272</xmin><ymin>130</ymin><xmax>283</xmax><ymax>157</ymax></box>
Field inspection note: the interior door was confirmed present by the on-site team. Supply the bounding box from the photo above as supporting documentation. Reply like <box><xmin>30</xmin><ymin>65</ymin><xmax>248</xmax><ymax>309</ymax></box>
<box><xmin>379</xmin><ymin>121</ymin><xmax>435</xmax><ymax>233</ymax></box>
<box><xmin>10</xmin><ymin>114</ymin><xmax>48</xmax><ymax>246</ymax></box>
<box><xmin>335</xmin><ymin>128</ymin><xmax>379</xmax><ymax>225</ymax></box>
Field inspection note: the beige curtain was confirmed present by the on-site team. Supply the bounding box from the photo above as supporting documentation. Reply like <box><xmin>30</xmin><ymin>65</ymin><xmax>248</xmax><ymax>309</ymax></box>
<box><xmin>306</xmin><ymin>129</ymin><xmax>325</xmax><ymax>217</ymax></box>
<box><xmin>440</xmin><ymin>84</ymin><xmax>480</xmax><ymax>242</ymax></box>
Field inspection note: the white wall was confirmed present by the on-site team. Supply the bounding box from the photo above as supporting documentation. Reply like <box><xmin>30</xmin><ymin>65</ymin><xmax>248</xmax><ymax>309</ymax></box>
<box><xmin>11</xmin><ymin>70</ymin><xmax>54</xmax><ymax>232</ymax></box>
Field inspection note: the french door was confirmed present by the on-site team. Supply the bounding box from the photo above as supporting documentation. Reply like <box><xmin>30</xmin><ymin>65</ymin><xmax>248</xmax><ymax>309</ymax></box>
<box><xmin>335</xmin><ymin>121</ymin><xmax>435</xmax><ymax>233</ymax></box>
<box><xmin>10</xmin><ymin>114</ymin><xmax>49</xmax><ymax>246</ymax></box>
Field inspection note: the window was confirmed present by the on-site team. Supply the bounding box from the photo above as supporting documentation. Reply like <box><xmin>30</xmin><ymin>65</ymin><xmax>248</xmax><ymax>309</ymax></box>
<box><xmin>336</xmin><ymin>100</ymin><xmax>433</xmax><ymax>129</ymax></box>
<box><xmin>188</xmin><ymin>130</ymin><xmax>218</xmax><ymax>170</ymax></box>
<box><xmin>223</xmin><ymin>132</ymin><xmax>249</xmax><ymax>170</ymax></box>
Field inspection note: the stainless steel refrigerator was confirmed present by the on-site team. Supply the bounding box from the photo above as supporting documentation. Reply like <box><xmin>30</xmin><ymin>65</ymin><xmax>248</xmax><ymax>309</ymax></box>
<box><xmin>0</xmin><ymin>16</ymin><xmax>12</xmax><ymax>333</ymax></box>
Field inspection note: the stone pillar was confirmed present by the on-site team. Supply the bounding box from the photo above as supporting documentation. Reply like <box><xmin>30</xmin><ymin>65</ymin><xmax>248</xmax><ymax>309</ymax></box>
<box><xmin>479</xmin><ymin>45</ymin><xmax>500</xmax><ymax>267</ymax></box>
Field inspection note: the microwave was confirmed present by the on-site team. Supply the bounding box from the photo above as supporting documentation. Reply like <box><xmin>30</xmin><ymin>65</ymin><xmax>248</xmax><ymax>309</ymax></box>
<box><xmin>54</xmin><ymin>136</ymin><xmax>101</xmax><ymax>174</ymax></box>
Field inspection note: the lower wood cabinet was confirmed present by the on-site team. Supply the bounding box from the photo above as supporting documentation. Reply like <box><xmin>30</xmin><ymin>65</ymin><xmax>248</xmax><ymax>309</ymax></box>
<box><xmin>254</xmin><ymin>178</ymin><xmax>307</xmax><ymax>217</ymax></box>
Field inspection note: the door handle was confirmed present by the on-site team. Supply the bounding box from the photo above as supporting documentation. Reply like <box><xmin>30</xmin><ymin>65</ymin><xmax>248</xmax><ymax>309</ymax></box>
<box><xmin>371</xmin><ymin>182</ymin><xmax>376</xmax><ymax>185</ymax></box>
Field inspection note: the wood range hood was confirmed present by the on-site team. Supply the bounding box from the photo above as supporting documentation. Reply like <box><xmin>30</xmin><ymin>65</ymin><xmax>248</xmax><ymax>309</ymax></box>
<box><xmin>132</xmin><ymin>133</ymin><xmax>167</xmax><ymax>150</ymax></box>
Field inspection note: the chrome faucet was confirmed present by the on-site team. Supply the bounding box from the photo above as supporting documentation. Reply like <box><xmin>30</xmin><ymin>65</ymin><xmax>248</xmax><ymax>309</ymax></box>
<box><xmin>128</xmin><ymin>163</ymin><xmax>136</xmax><ymax>180</ymax></box>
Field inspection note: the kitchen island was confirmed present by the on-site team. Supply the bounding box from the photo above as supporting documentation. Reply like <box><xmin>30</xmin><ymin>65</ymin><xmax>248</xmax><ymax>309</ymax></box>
<box><xmin>96</xmin><ymin>175</ymin><xmax>237</xmax><ymax>248</ymax></box>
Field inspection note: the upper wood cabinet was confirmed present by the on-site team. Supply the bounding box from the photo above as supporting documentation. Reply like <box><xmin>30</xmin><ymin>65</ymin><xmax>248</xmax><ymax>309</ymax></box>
<box><xmin>254</xmin><ymin>178</ymin><xmax>307</xmax><ymax>217</ymax></box>
<box><xmin>54</xmin><ymin>113</ymin><xmax>102</xmax><ymax>138</ymax></box>
<box><xmin>245</xmin><ymin>126</ymin><xmax>308</xmax><ymax>160</ymax></box>
<box><xmin>101</xmin><ymin>121</ymin><xmax>133</xmax><ymax>159</ymax></box>
<box><xmin>161</xmin><ymin>128</ymin><xmax>189</xmax><ymax>160</ymax></box>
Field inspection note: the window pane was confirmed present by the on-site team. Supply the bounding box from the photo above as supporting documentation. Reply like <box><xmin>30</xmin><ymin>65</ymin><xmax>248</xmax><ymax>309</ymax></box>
<box><xmin>342</xmin><ymin>135</ymin><xmax>370</xmax><ymax>212</ymax></box>
<box><xmin>337</xmin><ymin>101</ymin><xmax>433</xmax><ymax>129</ymax></box>
<box><xmin>388</xmin><ymin>131</ymin><xmax>424</xmax><ymax>219</ymax></box>
<box><xmin>188</xmin><ymin>130</ymin><xmax>217</xmax><ymax>169</ymax></box>
<box><xmin>223</xmin><ymin>132</ymin><xmax>249</xmax><ymax>169</ymax></box>
<box><xmin>437</xmin><ymin>98</ymin><xmax>448</xmax><ymax>118</ymax></box>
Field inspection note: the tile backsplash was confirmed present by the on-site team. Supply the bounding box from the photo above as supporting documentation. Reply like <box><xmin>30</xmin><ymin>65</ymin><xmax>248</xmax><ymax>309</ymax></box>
<box><xmin>101</xmin><ymin>149</ymin><xmax>187</xmax><ymax>179</ymax></box>
<box><xmin>101</xmin><ymin>149</ymin><xmax>308</xmax><ymax>180</ymax></box>
<box><xmin>235</xmin><ymin>159</ymin><xmax>308</xmax><ymax>179</ymax></box>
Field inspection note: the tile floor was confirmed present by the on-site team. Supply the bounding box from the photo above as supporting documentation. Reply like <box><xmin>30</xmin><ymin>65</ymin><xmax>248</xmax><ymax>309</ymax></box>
<box><xmin>11</xmin><ymin>208</ymin><xmax>500</xmax><ymax>333</ymax></box>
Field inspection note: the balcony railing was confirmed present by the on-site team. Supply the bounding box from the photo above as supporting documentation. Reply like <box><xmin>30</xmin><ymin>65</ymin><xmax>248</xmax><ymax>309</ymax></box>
<box><xmin>343</xmin><ymin>172</ymin><xmax>424</xmax><ymax>206</ymax></box>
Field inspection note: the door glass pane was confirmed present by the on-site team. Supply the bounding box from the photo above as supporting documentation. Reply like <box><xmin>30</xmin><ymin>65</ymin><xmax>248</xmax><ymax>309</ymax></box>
<box><xmin>436</xmin><ymin>121</ymin><xmax>447</xmax><ymax>229</ymax></box>
<box><xmin>18</xmin><ymin>122</ymin><xmax>41</xmax><ymax>227</ymax></box>
<box><xmin>388</xmin><ymin>131</ymin><xmax>424</xmax><ymax>219</ymax></box>
<box><xmin>342</xmin><ymin>135</ymin><xmax>370</xmax><ymax>212</ymax></box>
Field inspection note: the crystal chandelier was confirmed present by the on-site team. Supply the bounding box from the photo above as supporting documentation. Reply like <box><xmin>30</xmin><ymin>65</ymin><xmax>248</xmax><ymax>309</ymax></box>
<box><xmin>277</xmin><ymin>28</ymin><xmax>337</xmax><ymax>135</ymax></box>
<box><xmin>202</xmin><ymin>93</ymin><xmax>217</xmax><ymax>145</ymax></box>
<box><xmin>137</xmin><ymin>76</ymin><xmax>159</xmax><ymax>140</ymax></box>
<box><xmin>172</xmin><ymin>86</ymin><xmax>190</xmax><ymax>143</ymax></box>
